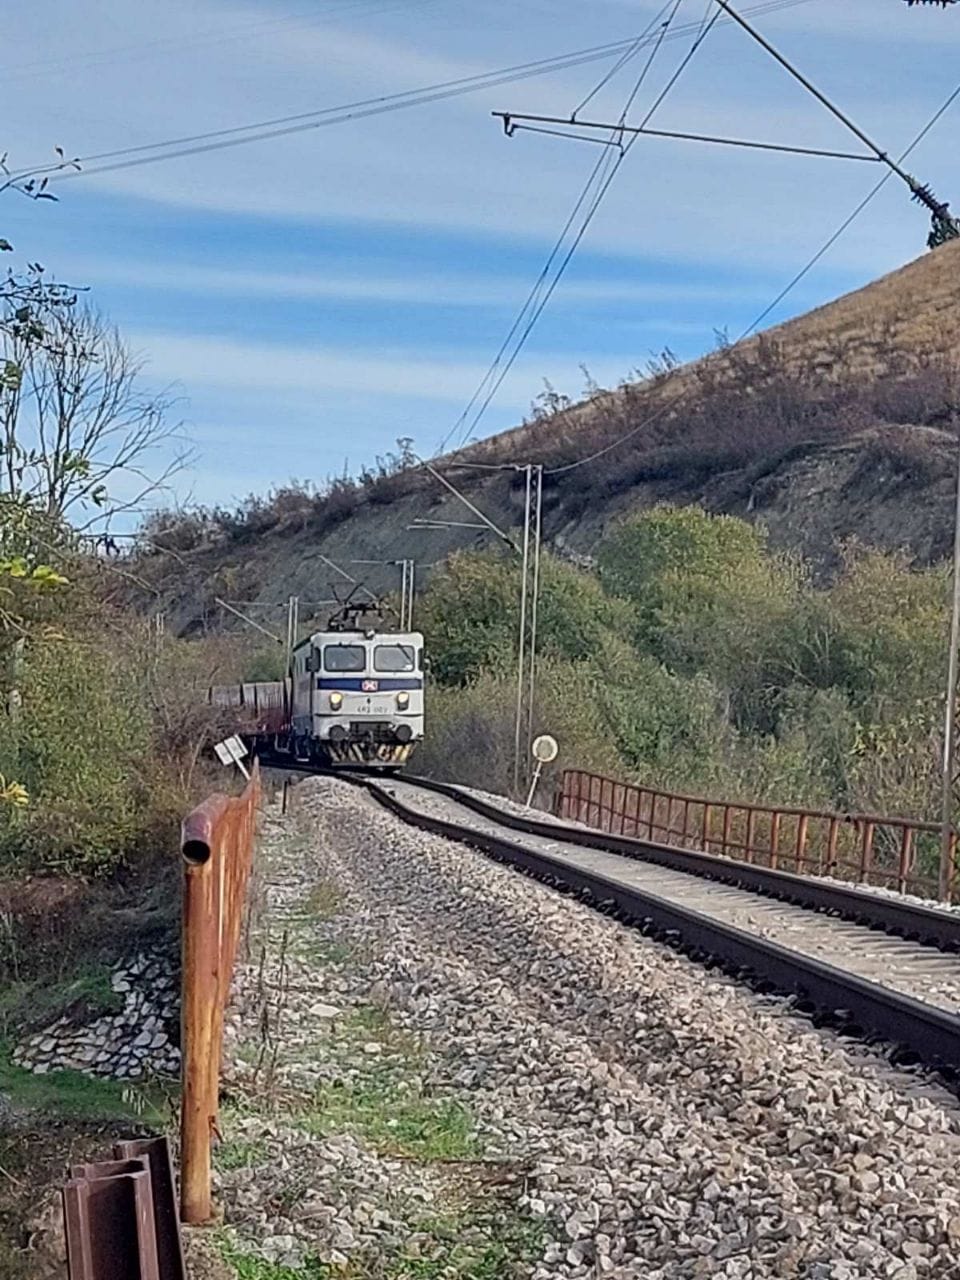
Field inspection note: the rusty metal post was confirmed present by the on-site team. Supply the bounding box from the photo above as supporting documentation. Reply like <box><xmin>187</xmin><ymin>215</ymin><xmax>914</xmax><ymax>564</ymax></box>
<box><xmin>898</xmin><ymin>827</ymin><xmax>914</xmax><ymax>895</ymax></box>
<box><xmin>721</xmin><ymin>806</ymin><xmax>732</xmax><ymax>857</ymax></box>
<box><xmin>860</xmin><ymin>820</ymin><xmax>876</xmax><ymax>884</ymax></box>
<box><xmin>180</xmin><ymin>804</ymin><xmax>220</xmax><ymax>1226</ymax></box>
<box><xmin>63</xmin><ymin>1161</ymin><xmax>160</xmax><ymax>1280</ymax></box>
<box><xmin>770</xmin><ymin>811</ymin><xmax>781</xmax><ymax>870</ymax></box>
<box><xmin>179</xmin><ymin>765</ymin><xmax>259</xmax><ymax>1226</ymax></box>
<box><xmin>113</xmin><ymin>1139</ymin><xmax>186</xmax><ymax>1280</ymax></box>
<box><xmin>744</xmin><ymin>808</ymin><xmax>757</xmax><ymax>864</ymax></box>
<box><xmin>795</xmin><ymin>814</ymin><xmax>809</xmax><ymax>873</ymax></box>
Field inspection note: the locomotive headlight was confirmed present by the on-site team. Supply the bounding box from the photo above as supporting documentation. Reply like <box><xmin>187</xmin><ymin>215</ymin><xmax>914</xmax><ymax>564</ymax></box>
<box><xmin>396</xmin><ymin>691</ymin><xmax>410</xmax><ymax>710</ymax></box>
<box><xmin>329</xmin><ymin>691</ymin><xmax>343</xmax><ymax>710</ymax></box>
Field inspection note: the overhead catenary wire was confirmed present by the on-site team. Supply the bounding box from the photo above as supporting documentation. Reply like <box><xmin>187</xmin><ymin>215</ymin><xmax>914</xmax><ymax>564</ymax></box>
<box><xmin>434</xmin><ymin>0</ymin><xmax>678</xmax><ymax>455</ymax></box>
<box><xmin>13</xmin><ymin>0</ymin><xmax>815</xmax><ymax>188</ymax></box>
<box><xmin>543</xmin><ymin>74</ymin><xmax>960</xmax><ymax>478</ymax></box>
<box><xmin>443</xmin><ymin>1</ymin><xmax>722</xmax><ymax>455</ymax></box>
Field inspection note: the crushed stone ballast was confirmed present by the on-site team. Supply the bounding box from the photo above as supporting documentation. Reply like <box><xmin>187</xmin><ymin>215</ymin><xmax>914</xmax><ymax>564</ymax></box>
<box><xmin>354</xmin><ymin>774</ymin><xmax>960</xmax><ymax>1073</ymax></box>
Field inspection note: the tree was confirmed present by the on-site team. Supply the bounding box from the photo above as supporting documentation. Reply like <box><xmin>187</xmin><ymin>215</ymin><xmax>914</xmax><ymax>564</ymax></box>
<box><xmin>416</xmin><ymin>548</ymin><xmax>638</xmax><ymax>686</ymax></box>
<box><xmin>1</xmin><ymin>148</ymin><xmax>82</xmax><ymax>334</ymax></box>
<box><xmin>0</xmin><ymin>305</ymin><xmax>187</xmax><ymax>528</ymax></box>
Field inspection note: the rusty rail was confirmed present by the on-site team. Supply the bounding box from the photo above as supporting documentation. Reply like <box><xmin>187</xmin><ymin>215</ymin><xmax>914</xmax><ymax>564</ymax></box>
<box><xmin>180</xmin><ymin>760</ymin><xmax>261</xmax><ymax>1225</ymax></box>
<box><xmin>63</xmin><ymin>1137</ymin><xmax>184</xmax><ymax>1280</ymax></box>
<box><xmin>556</xmin><ymin>769</ymin><xmax>956</xmax><ymax>901</ymax></box>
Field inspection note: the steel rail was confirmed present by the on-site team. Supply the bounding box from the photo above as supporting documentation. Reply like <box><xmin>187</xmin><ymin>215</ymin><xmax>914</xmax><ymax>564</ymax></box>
<box><xmin>357</xmin><ymin>776</ymin><xmax>960</xmax><ymax>1071</ymax></box>
<box><xmin>398</xmin><ymin>774</ymin><xmax>960</xmax><ymax>952</ymax></box>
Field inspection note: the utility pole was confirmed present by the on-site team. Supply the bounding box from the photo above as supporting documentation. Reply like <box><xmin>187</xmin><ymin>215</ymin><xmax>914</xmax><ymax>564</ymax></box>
<box><xmin>526</xmin><ymin>466</ymin><xmax>543</xmax><ymax>761</ymax></box>
<box><xmin>285</xmin><ymin>595</ymin><xmax>299</xmax><ymax>678</ymax></box>
<box><xmin>512</xmin><ymin>465</ymin><xmax>544</xmax><ymax>796</ymax></box>
<box><xmin>513</xmin><ymin>465</ymin><xmax>533</xmax><ymax>796</ymax></box>
<box><xmin>940</xmin><ymin>425</ymin><xmax>960</xmax><ymax>902</ymax></box>
<box><xmin>404</xmin><ymin>559</ymin><xmax>416</xmax><ymax>629</ymax></box>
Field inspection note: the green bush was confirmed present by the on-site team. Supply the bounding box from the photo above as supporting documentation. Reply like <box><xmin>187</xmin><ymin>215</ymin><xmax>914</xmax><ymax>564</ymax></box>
<box><xmin>0</xmin><ymin>635</ymin><xmax>153</xmax><ymax>874</ymax></box>
<box><xmin>417</xmin><ymin>549</ymin><xmax>638</xmax><ymax>687</ymax></box>
<box><xmin>414</xmin><ymin>512</ymin><xmax>952</xmax><ymax>825</ymax></box>
<box><xmin>415</xmin><ymin>660</ymin><xmax>622</xmax><ymax>798</ymax></box>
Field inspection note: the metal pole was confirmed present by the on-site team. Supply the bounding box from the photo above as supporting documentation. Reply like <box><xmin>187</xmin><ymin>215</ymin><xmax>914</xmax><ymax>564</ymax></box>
<box><xmin>711</xmin><ymin>0</ymin><xmax>920</xmax><ymax>190</ymax></box>
<box><xmin>526</xmin><ymin>466</ymin><xmax>543</xmax><ymax>758</ymax></box>
<box><xmin>513</xmin><ymin>465</ymin><xmax>533</xmax><ymax>795</ymax></box>
<box><xmin>526</xmin><ymin>759</ymin><xmax>544</xmax><ymax>808</ymax></box>
<box><xmin>285</xmin><ymin>596</ymin><xmax>296</xmax><ymax>678</ymax></box>
<box><xmin>420</xmin><ymin>460</ymin><xmax>519</xmax><ymax>552</ymax></box>
<box><xmin>408</xmin><ymin>559</ymin><xmax>416</xmax><ymax>629</ymax></box>
<box><xmin>940</xmin><ymin>429</ymin><xmax>960</xmax><ymax>901</ymax></box>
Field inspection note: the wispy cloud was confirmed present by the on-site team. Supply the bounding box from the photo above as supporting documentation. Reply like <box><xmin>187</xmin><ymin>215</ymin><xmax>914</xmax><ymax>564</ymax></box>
<box><xmin>128</xmin><ymin>329</ymin><xmax>640</xmax><ymax>405</ymax></box>
<box><xmin>74</xmin><ymin>257</ymin><xmax>768</xmax><ymax>308</ymax></box>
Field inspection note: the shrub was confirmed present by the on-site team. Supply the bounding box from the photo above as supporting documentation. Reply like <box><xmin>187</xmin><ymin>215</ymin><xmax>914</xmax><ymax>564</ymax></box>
<box><xmin>417</xmin><ymin>549</ymin><xmax>638</xmax><ymax>687</ymax></box>
<box><xmin>415</xmin><ymin>660</ymin><xmax>622</xmax><ymax>798</ymax></box>
<box><xmin>0</xmin><ymin>636</ymin><xmax>153</xmax><ymax>874</ymax></box>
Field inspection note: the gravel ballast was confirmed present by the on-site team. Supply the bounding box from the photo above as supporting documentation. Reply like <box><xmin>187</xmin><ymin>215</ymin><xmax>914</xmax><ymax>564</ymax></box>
<box><xmin>221</xmin><ymin>776</ymin><xmax>960</xmax><ymax>1279</ymax></box>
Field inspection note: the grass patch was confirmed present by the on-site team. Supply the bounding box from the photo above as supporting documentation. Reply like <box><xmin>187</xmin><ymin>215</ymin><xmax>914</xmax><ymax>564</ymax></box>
<box><xmin>303</xmin><ymin>878</ymin><xmax>344</xmax><ymax>919</ymax></box>
<box><xmin>215</xmin><ymin>1137</ymin><xmax>269</xmax><ymax>1171</ymax></box>
<box><xmin>387</xmin><ymin>1208</ymin><xmax>546</xmax><ymax>1279</ymax></box>
<box><xmin>0</xmin><ymin>1238</ymin><xmax>31</xmax><ymax>1280</ymax></box>
<box><xmin>217</xmin><ymin>1236</ymin><xmax>343</xmax><ymax>1279</ymax></box>
<box><xmin>302</xmin><ymin>939</ymin><xmax>354</xmax><ymax>967</ymax></box>
<box><xmin>342</xmin><ymin>1005</ymin><xmax>389</xmax><ymax>1036</ymax></box>
<box><xmin>0</xmin><ymin>963</ymin><xmax>122</xmax><ymax>1036</ymax></box>
<box><xmin>305</xmin><ymin>1075</ymin><xmax>478</xmax><ymax>1161</ymax></box>
<box><xmin>0</xmin><ymin>1039</ymin><xmax>171</xmax><ymax>1123</ymax></box>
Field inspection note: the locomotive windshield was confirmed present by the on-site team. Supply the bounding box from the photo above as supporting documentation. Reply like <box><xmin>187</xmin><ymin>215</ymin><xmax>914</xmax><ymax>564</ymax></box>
<box><xmin>374</xmin><ymin>644</ymin><xmax>415</xmax><ymax>672</ymax></box>
<box><xmin>324</xmin><ymin>644</ymin><xmax>366</xmax><ymax>672</ymax></box>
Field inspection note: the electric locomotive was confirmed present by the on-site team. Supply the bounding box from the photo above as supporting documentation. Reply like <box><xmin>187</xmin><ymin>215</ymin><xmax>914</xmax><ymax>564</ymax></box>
<box><xmin>289</xmin><ymin>600</ymin><xmax>424</xmax><ymax>767</ymax></box>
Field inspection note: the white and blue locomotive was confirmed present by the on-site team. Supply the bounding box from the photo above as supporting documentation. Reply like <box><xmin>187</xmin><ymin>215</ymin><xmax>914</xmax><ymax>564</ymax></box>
<box><xmin>289</xmin><ymin>616</ymin><xmax>425</xmax><ymax>767</ymax></box>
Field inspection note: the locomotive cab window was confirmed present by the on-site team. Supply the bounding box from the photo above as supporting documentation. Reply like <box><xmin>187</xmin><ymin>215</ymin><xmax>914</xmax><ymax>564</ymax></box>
<box><xmin>374</xmin><ymin>644</ymin><xmax>415</xmax><ymax>672</ymax></box>
<box><xmin>324</xmin><ymin>644</ymin><xmax>366</xmax><ymax>672</ymax></box>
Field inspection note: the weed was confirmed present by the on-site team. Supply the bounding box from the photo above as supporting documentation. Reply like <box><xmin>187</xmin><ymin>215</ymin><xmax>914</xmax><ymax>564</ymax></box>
<box><xmin>0</xmin><ymin>962</ymin><xmax>122</xmax><ymax>1037</ymax></box>
<box><xmin>303</xmin><ymin>878</ymin><xmax>343</xmax><ymax>919</ymax></box>
<box><xmin>387</xmin><ymin>1207</ymin><xmax>545</xmax><ymax>1279</ymax></box>
<box><xmin>0</xmin><ymin>1039</ymin><xmax>169</xmax><ymax>1122</ymax></box>
<box><xmin>306</xmin><ymin>1075</ymin><xmax>478</xmax><ymax>1161</ymax></box>
<box><xmin>216</xmin><ymin>1236</ymin><xmax>342</xmax><ymax>1279</ymax></box>
<box><xmin>301</xmin><ymin>939</ymin><xmax>354</xmax><ymax>967</ymax></box>
<box><xmin>215</xmin><ymin>1138</ymin><xmax>269</xmax><ymax>1171</ymax></box>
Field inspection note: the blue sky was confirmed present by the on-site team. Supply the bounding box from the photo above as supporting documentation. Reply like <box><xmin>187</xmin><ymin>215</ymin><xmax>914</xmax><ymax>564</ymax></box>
<box><xmin>3</xmin><ymin>0</ymin><xmax>960</xmax><ymax>520</ymax></box>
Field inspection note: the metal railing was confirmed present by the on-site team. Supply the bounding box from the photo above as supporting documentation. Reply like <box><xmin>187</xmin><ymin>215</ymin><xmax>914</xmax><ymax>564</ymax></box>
<box><xmin>556</xmin><ymin>769</ymin><xmax>955</xmax><ymax>901</ymax></box>
<box><xmin>180</xmin><ymin>760</ymin><xmax>261</xmax><ymax>1224</ymax></box>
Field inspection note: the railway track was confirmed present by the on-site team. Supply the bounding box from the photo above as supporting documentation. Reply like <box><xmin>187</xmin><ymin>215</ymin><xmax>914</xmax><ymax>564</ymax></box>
<box><xmin>342</xmin><ymin>771</ymin><xmax>960</xmax><ymax>1074</ymax></box>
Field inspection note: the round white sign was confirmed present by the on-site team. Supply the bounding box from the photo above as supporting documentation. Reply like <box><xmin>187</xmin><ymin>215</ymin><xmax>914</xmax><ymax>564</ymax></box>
<box><xmin>532</xmin><ymin>734</ymin><xmax>559</xmax><ymax>763</ymax></box>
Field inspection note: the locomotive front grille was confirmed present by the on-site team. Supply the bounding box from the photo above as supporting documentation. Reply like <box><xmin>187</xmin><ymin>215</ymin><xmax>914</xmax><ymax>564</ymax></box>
<box><xmin>349</xmin><ymin>721</ymin><xmax>396</xmax><ymax>742</ymax></box>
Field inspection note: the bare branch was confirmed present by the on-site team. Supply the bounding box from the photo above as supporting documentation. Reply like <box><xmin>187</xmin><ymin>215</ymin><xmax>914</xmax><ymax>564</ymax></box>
<box><xmin>1</xmin><ymin>304</ymin><xmax>190</xmax><ymax>524</ymax></box>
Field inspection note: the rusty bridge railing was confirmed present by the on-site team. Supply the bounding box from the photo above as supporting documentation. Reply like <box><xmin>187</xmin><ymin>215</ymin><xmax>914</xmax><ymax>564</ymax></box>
<box><xmin>556</xmin><ymin>769</ymin><xmax>955</xmax><ymax>902</ymax></box>
<box><xmin>180</xmin><ymin>759</ymin><xmax>261</xmax><ymax>1225</ymax></box>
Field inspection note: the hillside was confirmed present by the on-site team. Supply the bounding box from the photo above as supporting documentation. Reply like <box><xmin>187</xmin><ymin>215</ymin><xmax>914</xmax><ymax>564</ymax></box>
<box><xmin>135</xmin><ymin>241</ymin><xmax>960</xmax><ymax>634</ymax></box>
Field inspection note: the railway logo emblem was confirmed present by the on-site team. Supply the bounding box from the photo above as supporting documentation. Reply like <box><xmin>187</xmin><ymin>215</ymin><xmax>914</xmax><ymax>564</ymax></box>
<box><xmin>362</xmin><ymin>680</ymin><xmax>379</xmax><ymax>692</ymax></box>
